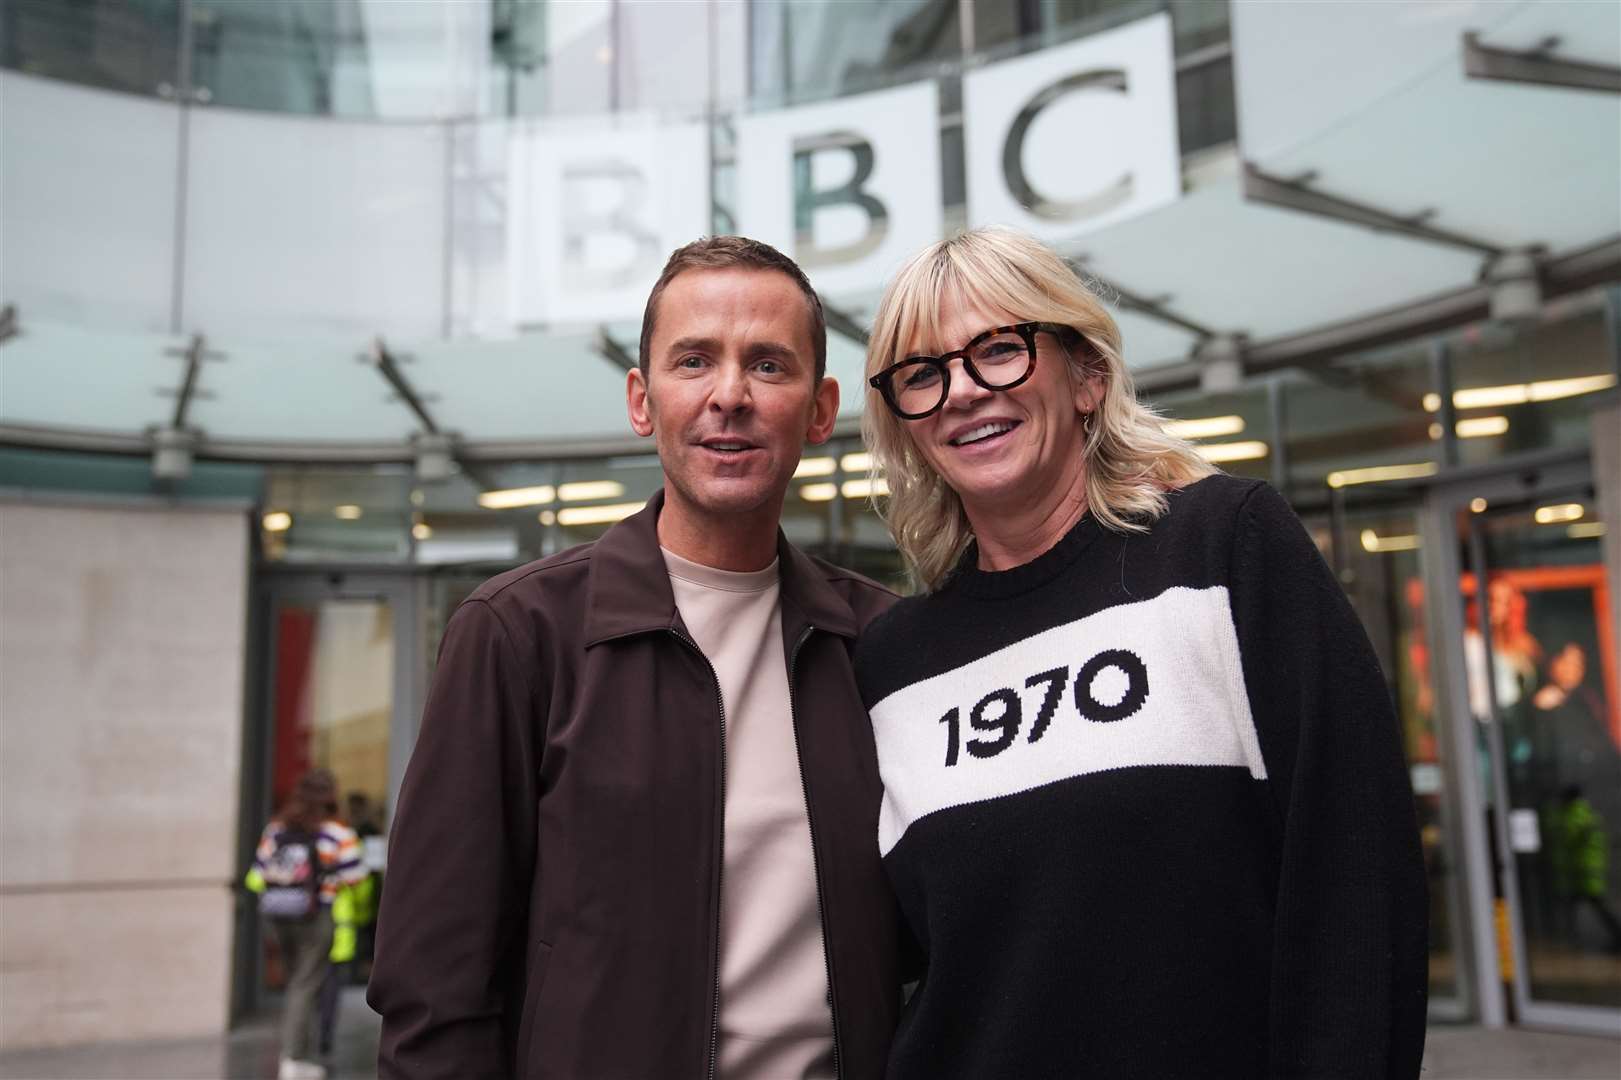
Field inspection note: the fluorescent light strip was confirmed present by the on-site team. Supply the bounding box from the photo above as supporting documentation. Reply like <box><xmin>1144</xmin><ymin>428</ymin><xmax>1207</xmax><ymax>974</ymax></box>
<box><xmin>800</xmin><ymin>483</ymin><xmax>837</xmax><ymax>503</ymax></box>
<box><xmin>1327</xmin><ymin>462</ymin><xmax>1438</xmax><ymax>489</ymax></box>
<box><xmin>334</xmin><ymin>504</ymin><xmax>363</xmax><ymax>520</ymax></box>
<box><xmin>1429</xmin><ymin>416</ymin><xmax>1510</xmax><ymax>440</ymax></box>
<box><xmin>1567</xmin><ymin>522</ymin><xmax>1606</xmax><ymax>539</ymax></box>
<box><xmin>557</xmin><ymin>501</ymin><xmax>645</xmax><ymax>526</ymax></box>
<box><xmin>479</xmin><ymin>484</ymin><xmax>556</xmax><ymax>510</ymax></box>
<box><xmin>1360</xmin><ymin>529</ymin><xmax>1421</xmax><ymax>553</ymax></box>
<box><xmin>842</xmin><ymin>477</ymin><xmax>889</xmax><ymax>499</ymax></box>
<box><xmin>840</xmin><ymin>452</ymin><xmax>874</xmax><ymax>473</ymax></box>
<box><xmin>1534</xmin><ymin>503</ymin><xmax>1584</xmax><ymax>525</ymax></box>
<box><xmin>794</xmin><ymin>457</ymin><xmax>836</xmax><ymax>478</ymax></box>
<box><xmin>558</xmin><ymin>480</ymin><xmax>625</xmax><ymax>502</ymax></box>
<box><xmin>1422</xmin><ymin>374</ymin><xmax>1616</xmax><ymax>413</ymax></box>
<box><xmin>1164</xmin><ymin>414</ymin><xmax>1245</xmax><ymax>440</ymax></box>
<box><xmin>262</xmin><ymin>511</ymin><xmax>292</xmax><ymax>532</ymax></box>
<box><xmin>1196</xmin><ymin>440</ymin><xmax>1268</xmax><ymax>463</ymax></box>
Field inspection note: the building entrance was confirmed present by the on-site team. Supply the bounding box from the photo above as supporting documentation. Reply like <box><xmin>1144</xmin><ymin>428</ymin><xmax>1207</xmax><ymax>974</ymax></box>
<box><xmin>234</xmin><ymin>571</ymin><xmax>421</xmax><ymax>1019</ymax></box>
<box><xmin>1422</xmin><ymin>453</ymin><xmax>1621</xmax><ymax>1035</ymax></box>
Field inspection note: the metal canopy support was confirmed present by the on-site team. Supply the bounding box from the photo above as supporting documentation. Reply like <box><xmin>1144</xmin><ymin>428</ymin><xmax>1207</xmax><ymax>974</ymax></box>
<box><xmin>1070</xmin><ymin>261</ymin><xmax>1217</xmax><ymax>341</ymax></box>
<box><xmin>162</xmin><ymin>333</ymin><xmax>221</xmax><ymax>431</ymax></box>
<box><xmin>369</xmin><ymin>336</ymin><xmax>440</xmax><ymax>434</ymax></box>
<box><xmin>1463</xmin><ymin>32</ymin><xmax>1621</xmax><ymax>95</ymax></box>
<box><xmin>821</xmin><ymin>297</ymin><xmax>871</xmax><ymax>349</ymax></box>
<box><xmin>595</xmin><ymin>327</ymin><xmax>638</xmax><ymax>372</ymax></box>
<box><xmin>1241</xmin><ymin>162</ymin><xmax>1507</xmax><ymax>258</ymax></box>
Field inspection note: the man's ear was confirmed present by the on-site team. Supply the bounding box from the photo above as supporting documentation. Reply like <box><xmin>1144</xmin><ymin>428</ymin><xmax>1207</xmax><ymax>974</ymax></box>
<box><xmin>627</xmin><ymin>368</ymin><xmax>655</xmax><ymax>438</ymax></box>
<box><xmin>805</xmin><ymin>376</ymin><xmax>840</xmax><ymax>445</ymax></box>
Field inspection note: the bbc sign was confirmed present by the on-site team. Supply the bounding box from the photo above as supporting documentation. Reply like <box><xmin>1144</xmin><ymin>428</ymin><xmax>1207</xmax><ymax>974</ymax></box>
<box><xmin>509</xmin><ymin>14</ymin><xmax>1178</xmax><ymax>323</ymax></box>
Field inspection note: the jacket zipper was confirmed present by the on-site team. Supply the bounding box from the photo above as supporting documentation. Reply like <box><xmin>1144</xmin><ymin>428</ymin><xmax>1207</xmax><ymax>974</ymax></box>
<box><xmin>787</xmin><ymin>626</ymin><xmax>843</xmax><ymax>1080</ymax></box>
<box><xmin>670</xmin><ymin>628</ymin><xmax>729</xmax><ymax>1080</ymax></box>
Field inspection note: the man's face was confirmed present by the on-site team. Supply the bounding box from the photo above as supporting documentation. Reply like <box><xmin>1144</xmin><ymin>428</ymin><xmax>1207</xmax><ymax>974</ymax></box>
<box><xmin>628</xmin><ymin>268</ymin><xmax>838</xmax><ymax>523</ymax></box>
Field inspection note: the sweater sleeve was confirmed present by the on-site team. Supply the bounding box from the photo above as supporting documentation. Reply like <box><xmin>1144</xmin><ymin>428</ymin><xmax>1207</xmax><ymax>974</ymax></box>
<box><xmin>1227</xmin><ymin>483</ymin><xmax>1428</xmax><ymax>1080</ymax></box>
<box><xmin>368</xmin><ymin>599</ymin><xmax>543</xmax><ymax>1080</ymax></box>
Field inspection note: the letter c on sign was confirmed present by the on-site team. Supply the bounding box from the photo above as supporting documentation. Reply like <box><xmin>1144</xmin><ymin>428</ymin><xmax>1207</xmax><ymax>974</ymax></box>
<box><xmin>1002</xmin><ymin>69</ymin><xmax>1133</xmax><ymax>223</ymax></box>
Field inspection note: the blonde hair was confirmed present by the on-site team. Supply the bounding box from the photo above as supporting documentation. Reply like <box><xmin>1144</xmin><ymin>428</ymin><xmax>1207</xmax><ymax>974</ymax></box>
<box><xmin>862</xmin><ymin>227</ymin><xmax>1216</xmax><ymax>591</ymax></box>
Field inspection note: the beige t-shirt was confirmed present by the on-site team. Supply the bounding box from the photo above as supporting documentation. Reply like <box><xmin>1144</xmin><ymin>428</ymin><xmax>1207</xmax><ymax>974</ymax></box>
<box><xmin>662</xmin><ymin>548</ymin><xmax>835</xmax><ymax>1080</ymax></box>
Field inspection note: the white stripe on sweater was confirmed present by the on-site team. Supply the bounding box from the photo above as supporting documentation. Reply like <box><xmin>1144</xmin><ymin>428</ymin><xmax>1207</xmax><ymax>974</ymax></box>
<box><xmin>871</xmin><ymin>586</ymin><xmax>1264</xmax><ymax>857</ymax></box>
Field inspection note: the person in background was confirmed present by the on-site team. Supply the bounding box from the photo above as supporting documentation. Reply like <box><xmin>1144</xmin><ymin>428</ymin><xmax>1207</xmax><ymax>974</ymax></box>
<box><xmin>246</xmin><ymin>768</ymin><xmax>369</xmax><ymax>1080</ymax></box>
<box><xmin>855</xmin><ymin>227</ymin><xmax>1427</xmax><ymax>1078</ymax></box>
<box><xmin>314</xmin><ymin>868</ymin><xmax>377</xmax><ymax>1059</ymax></box>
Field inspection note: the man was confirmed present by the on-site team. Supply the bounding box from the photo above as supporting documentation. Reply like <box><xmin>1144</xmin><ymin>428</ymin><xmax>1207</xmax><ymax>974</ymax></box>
<box><xmin>369</xmin><ymin>237</ymin><xmax>901</xmax><ymax>1079</ymax></box>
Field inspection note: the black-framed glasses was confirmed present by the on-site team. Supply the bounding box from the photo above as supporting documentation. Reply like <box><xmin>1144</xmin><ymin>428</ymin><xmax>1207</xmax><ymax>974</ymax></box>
<box><xmin>869</xmin><ymin>322</ymin><xmax>1066</xmax><ymax>420</ymax></box>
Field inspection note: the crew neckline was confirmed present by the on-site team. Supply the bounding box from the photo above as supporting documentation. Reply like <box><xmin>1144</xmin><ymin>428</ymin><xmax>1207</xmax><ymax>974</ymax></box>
<box><xmin>946</xmin><ymin>510</ymin><xmax>1106</xmax><ymax>600</ymax></box>
<box><xmin>661</xmin><ymin>546</ymin><xmax>780</xmax><ymax>593</ymax></box>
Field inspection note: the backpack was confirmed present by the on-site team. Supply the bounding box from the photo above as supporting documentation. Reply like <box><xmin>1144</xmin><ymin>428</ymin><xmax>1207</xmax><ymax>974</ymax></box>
<box><xmin>258</xmin><ymin>828</ymin><xmax>324</xmax><ymax>921</ymax></box>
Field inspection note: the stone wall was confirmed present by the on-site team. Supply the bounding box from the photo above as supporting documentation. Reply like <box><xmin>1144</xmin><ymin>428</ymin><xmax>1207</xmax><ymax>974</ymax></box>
<box><xmin>0</xmin><ymin>500</ymin><xmax>248</xmax><ymax>1049</ymax></box>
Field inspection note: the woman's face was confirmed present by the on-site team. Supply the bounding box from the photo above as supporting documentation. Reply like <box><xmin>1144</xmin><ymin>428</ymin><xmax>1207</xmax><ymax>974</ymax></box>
<box><xmin>899</xmin><ymin>294</ymin><xmax>1099</xmax><ymax>518</ymax></box>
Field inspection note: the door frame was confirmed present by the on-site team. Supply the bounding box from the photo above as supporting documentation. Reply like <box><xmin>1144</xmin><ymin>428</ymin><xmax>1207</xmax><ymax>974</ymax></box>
<box><xmin>1419</xmin><ymin>449</ymin><xmax>1620</xmax><ymax>1036</ymax></box>
<box><xmin>232</xmin><ymin>568</ymin><xmax>424</xmax><ymax>1020</ymax></box>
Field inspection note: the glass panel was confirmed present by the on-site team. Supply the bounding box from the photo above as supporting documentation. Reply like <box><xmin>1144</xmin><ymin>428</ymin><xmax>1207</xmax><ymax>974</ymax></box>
<box><xmin>1469</xmin><ymin>501</ymin><xmax>1621</xmax><ymax>1008</ymax></box>
<box><xmin>1279</xmin><ymin>345</ymin><xmax>1437</xmax><ymax>496</ymax></box>
<box><xmin>0</xmin><ymin>0</ymin><xmax>180</xmax><ymax>98</ymax></box>
<box><xmin>261</xmin><ymin>466</ymin><xmax>413</xmax><ymax>563</ymax></box>
<box><xmin>1442</xmin><ymin>301</ymin><xmax>1616</xmax><ymax>466</ymax></box>
<box><xmin>753</xmin><ymin>0</ymin><xmax>960</xmax><ymax>105</ymax></box>
<box><xmin>263</xmin><ymin>595</ymin><xmax>393</xmax><ymax>990</ymax></box>
<box><xmin>1314</xmin><ymin>499</ymin><xmax>1462</xmax><ymax>1002</ymax></box>
<box><xmin>1149</xmin><ymin>382</ymin><xmax>1274</xmax><ymax>485</ymax></box>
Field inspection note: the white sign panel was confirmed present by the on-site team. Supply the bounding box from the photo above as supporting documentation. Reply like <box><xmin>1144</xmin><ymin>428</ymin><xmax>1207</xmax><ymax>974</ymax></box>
<box><xmin>964</xmin><ymin>12</ymin><xmax>1178</xmax><ymax>241</ymax></box>
<box><xmin>508</xmin><ymin>117</ymin><xmax>709</xmax><ymax>323</ymax></box>
<box><xmin>736</xmin><ymin>81</ymin><xmax>941</xmax><ymax>297</ymax></box>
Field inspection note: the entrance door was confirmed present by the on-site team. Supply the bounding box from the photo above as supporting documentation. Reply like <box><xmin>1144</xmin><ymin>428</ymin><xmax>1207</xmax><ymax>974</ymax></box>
<box><xmin>234</xmin><ymin>572</ymin><xmax>421</xmax><ymax>1016</ymax></box>
<box><xmin>1427</xmin><ymin>460</ymin><xmax>1621</xmax><ymax>1034</ymax></box>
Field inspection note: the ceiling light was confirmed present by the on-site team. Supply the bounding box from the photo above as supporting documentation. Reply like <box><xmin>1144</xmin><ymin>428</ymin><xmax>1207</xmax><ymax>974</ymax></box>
<box><xmin>1470</xmin><ymin>498</ymin><xmax>1488</xmax><ymax>513</ymax></box>
<box><xmin>1423</xmin><ymin>374</ymin><xmax>1616</xmax><ymax>412</ymax></box>
<box><xmin>1567</xmin><ymin>522</ymin><xmax>1606</xmax><ymax>539</ymax></box>
<box><xmin>841</xmin><ymin>452</ymin><xmax>874</xmax><ymax>473</ymax></box>
<box><xmin>262</xmin><ymin>511</ymin><xmax>292</xmax><ymax>532</ymax></box>
<box><xmin>478</xmin><ymin>484</ymin><xmax>556</xmax><ymax>510</ymax></box>
<box><xmin>1360</xmin><ymin>529</ymin><xmax>1421</xmax><ymax>553</ymax></box>
<box><xmin>334</xmin><ymin>504</ymin><xmax>363</xmax><ymax>520</ymax></box>
<box><xmin>558</xmin><ymin>480</ymin><xmax>626</xmax><ymax>502</ymax></box>
<box><xmin>1164</xmin><ymin>415</ymin><xmax>1245</xmax><ymax>440</ymax></box>
<box><xmin>539</xmin><ymin>510</ymin><xmax>557</xmax><ymax>526</ymax></box>
<box><xmin>794</xmin><ymin>457</ymin><xmax>836</xmax><ymax>478</ymax></box>
<box><xmin>842</xmin><ymin>477</ymin><xmax>889</xmax><ymax>499</ymax></box>
<box><xmin>1327</xmin><ymin>462</ymin><xmax>1438</xmax><ymax>488</ymax></box>
<box><xmin>1534</xmin><ymin>502</ymin><xmax>1584</xmax><ymax>525</ymax></box>
<box><xmin>412</xmin><ymin>523</ymin><xmax>433</xmax><ymax>541</ymax></box>
<box><xmin>1429</xmin><ymin>416</ymin><xmax>1511</xmax><ymax>440</ymax></box>
<box><xmin>1196</xmin><ymin>440</ymin><xmax>1268</xmax><ymax>463</ymax></box>
<box><xmin>557</xmin><ymin>502</ymin><xmax>645</xmax><ymax>526</ymax></box>
<box><xmin>800</xmin><ymin>483</ymin><xmax>837</xmax><ymax>503</ymax></box>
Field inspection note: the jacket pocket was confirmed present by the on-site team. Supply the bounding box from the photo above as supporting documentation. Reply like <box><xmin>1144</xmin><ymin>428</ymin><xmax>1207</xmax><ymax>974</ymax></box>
<box><xmin>514</xmin><ymin>936</ymin><xmax>554</xmax><ymax>1073</ymax></box>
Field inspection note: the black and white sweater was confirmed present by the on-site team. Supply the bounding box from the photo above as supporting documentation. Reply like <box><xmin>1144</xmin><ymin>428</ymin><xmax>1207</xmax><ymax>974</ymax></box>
<box><xmin>855</xmin><ymin>474</ymin><xmax>1427</xmax><ymax>1080</ymax></box>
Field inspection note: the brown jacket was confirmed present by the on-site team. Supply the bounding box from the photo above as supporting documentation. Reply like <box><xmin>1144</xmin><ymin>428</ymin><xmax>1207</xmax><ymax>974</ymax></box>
<box><xmin>370</xmin><ymin>492</ymin><xmax>902</xmax><ymax>1079</ymax></box>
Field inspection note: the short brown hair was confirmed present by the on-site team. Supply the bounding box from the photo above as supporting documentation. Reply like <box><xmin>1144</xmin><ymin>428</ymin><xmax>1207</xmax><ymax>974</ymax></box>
<box><xmin>638</xmin><ymin>236</ymin><xmax>827</xmax><ymax>381</ymax></box>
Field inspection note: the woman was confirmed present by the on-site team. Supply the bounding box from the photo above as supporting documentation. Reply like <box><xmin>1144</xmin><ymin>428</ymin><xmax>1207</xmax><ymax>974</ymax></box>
<box><xmin>246</xmin><ymin>769</ymin><xmax>367</xmax><ymax>1080</ymax></box>
<box><xmin>854</xmin><ymin>228</ymin><xmax>1427</xmax><ymax>1078</ymax></box>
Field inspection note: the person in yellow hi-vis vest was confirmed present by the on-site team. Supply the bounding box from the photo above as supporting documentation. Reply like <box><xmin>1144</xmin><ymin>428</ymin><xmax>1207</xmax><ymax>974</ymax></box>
<box><xmin>315</xmin><ymin>874</ymin><xmax>378</xmax><ymax>1056</ymax></box>
<box><xmin>244</xmin><ymin>769</ymin><xmax>368</xmax><ymax>1080</ymax></box>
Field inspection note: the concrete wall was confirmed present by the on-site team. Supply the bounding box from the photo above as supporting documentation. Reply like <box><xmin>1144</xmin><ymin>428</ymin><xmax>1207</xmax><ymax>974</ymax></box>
<box><xmin>0</xmin><ymin>500</ymin><xmax>249</xmax><ymax>1050</ymax></box>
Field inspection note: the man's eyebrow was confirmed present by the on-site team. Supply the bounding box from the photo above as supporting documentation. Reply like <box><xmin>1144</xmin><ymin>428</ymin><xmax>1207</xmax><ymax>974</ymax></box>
<box><xmin>665</xmin><ymin>336</ymin><xmax>721</xmax><ymax>356</ymax></box>
<box><xmin>664</xmin><ymin>337</ymin><xmax>801</xmax><ymax>361</ymax></box>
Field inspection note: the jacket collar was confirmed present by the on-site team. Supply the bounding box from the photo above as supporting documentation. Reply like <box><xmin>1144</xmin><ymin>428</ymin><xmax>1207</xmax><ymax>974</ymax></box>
<box><xmin>583</xmin><ymin>488</ymin><xmax>859</xmax><ymax>646</ymax></box>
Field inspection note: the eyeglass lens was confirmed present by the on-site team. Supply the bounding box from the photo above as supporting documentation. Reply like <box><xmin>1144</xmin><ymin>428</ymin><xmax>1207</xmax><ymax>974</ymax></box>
<box><xmin>890</xmin><ymin>330</ymin><xmax>1035</xmax><ymax>417</ymax></box>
